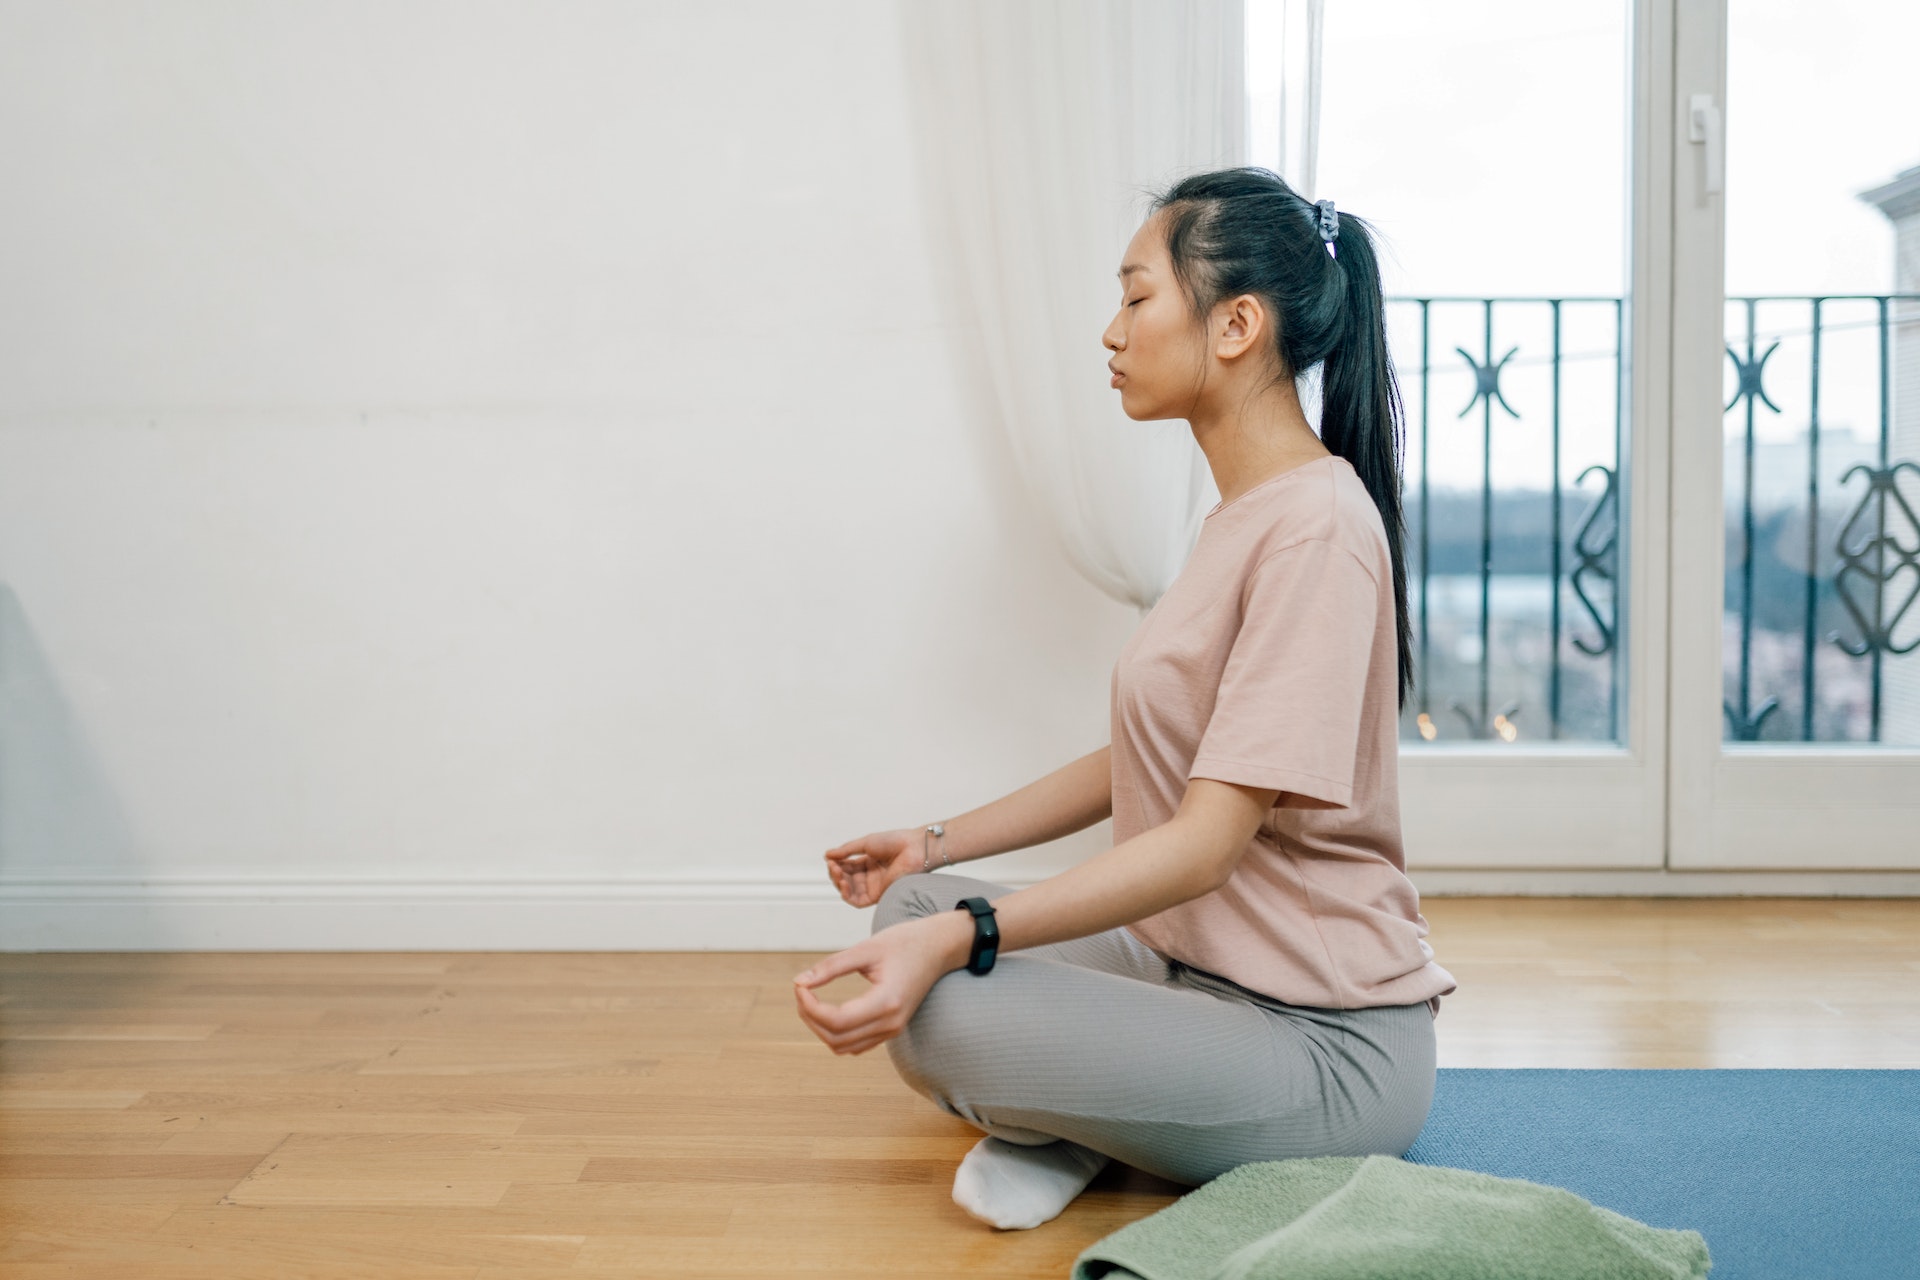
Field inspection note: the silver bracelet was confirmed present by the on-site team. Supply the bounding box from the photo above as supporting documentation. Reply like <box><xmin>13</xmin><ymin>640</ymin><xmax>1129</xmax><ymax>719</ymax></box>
<box><xmin>923</xmin><ymin>823</ymin><xmax>950</xmax><ymax>872</ymax></box>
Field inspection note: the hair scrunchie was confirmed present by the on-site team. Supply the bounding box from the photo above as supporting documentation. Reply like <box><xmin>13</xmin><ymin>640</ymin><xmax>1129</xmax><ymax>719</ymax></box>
<box><xmin>1314</xmin><ymin>198</ymin><xmax>1339</xmax><ymax>246</ymax></box>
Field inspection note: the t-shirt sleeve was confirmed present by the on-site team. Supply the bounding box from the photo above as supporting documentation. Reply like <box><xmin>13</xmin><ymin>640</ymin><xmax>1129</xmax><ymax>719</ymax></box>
<box><xmin>1187</xmin><ymin>538</ymin><xmax>1379</xmax><ymax>809</ymax></box>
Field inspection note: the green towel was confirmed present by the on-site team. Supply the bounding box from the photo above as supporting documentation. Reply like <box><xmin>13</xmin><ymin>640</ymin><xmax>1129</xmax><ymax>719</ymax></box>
<box><xmin>1072</xmin><ymin>1155</ymin><xmax>1711</xmax><ymax>1280</ymax></box>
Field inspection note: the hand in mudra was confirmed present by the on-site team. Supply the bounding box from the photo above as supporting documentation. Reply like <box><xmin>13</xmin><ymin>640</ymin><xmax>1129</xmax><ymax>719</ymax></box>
<box><xmin>822</xmin><ymin>828</ymin><xmax>926</xmax><ymax>907</ymax></box>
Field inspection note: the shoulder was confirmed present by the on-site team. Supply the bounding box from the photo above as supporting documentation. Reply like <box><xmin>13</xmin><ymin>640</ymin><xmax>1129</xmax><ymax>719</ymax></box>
<box><xmin>1244</xmin><ymin>457</ymin><xmax>1388</xmax><ymax>588</ymax></box>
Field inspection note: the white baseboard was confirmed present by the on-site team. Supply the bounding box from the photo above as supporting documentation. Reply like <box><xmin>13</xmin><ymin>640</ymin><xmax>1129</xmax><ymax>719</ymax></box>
<box><xmin>1408</xmin><ymin>868</ymin><xmax>1920</xmax><ymax>896</ymax></box>
<box><xmin>0</xmin><ymin>876</ymin><xmax>886</xmax><ymax>952</ymax></box>
<box><xmin>4</xmin><ymin>868</ymin><xmax>1918</xmax><ymax>951</ymax></box>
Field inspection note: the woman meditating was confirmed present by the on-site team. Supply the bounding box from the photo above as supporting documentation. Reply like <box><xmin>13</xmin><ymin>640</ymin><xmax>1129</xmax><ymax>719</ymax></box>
<box><xmin>792</xmin><ymin>165</ymin><xmax>1457</xmax><ymax>1232</ymax></box>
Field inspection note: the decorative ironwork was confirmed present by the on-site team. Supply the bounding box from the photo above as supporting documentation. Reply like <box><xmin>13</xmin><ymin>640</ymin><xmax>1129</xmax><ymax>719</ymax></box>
<box><xmin>1711</xmin><ymin>293</ymin><xmax>1920</xmax><ymax>742</ymax></box>
<box><xmin>1831</xmin><ymin>461</ymin><xmax>1920</xmax><ymax>659</ymax></box>
<box><xmin>1570</xmin><ymin>464</ymin><xmax>1617</xmax><ymax>658</ymax></box>
<box><xmin>1395</xmin><ymin>296</ymin><xmax>1624</xmax><ymax>743</ymax></box>
<box><xmin>1722</xmin><ymin>695</ymin><xmax>1780</xmax><ymax>741</ymax></box>
<box><xmin>1455</xmin><ymin>344</ymin><xmax>1520</xmax><ymax>419</ymax></box>
<box><xmin>1723</xmin><ymin>339</ymin><xmax>1782</xmax><ymax>414</ymax></box>
<box><xmin>1799</xmin><ymin>298</ymin><xmax>1825</xmax><ymax>741</ymax></box>
<box><xmin>1387</xmin><ymin>291</ymin><xmax>1917</xmax><ymax>746</ymax></box>
<box><xmin>1726</xmin><ymin>303</ymin><xmax>1786</xmax><ymax>740</ymax></box>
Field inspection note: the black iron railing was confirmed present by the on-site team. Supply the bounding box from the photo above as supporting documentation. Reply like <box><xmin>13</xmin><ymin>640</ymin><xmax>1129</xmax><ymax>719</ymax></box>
<box><xmin>1387</xmin><ymin>293</ymin><xmax>1920</xmax><ymax>746</ymax></box>
<box><xmin>1723</xmin><ymin>296</ymin><xmax>1920</xmax><ymax>743</ymax></box>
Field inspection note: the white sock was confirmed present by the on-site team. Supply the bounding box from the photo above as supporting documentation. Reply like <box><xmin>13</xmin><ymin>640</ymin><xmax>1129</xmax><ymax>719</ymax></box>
<box><xmin>951</xmin><ymin>1134</ymin><xmax>1111</xmax><ymax>1230</ymax></box>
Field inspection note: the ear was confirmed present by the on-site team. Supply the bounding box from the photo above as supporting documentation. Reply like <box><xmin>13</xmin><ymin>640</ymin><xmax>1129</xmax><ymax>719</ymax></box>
<box><xmin>1214</xmin><ymin>293</ymin><xmax>1268</xmax><ymax>360</ymax></box>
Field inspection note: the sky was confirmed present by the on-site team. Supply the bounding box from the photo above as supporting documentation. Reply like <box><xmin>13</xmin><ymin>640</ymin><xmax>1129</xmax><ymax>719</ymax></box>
<box><xmin>1244</xmin><ymin>0</ymin><xmax>1920</xmax><ymax>489</ymax></box>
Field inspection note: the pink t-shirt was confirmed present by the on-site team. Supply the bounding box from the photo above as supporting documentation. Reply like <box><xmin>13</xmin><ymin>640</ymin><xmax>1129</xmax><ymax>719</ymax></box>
<box><xmin>1111</xmin><ymin>453</ymin><xmax>1457</xmax><ymax>1014</ymax></box>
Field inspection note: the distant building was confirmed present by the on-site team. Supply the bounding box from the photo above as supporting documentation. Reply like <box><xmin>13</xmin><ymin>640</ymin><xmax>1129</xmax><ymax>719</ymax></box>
<box><xmin>1859</xmin><ymin>162</ymin><xmax>1920</xmax><ymax>743</ymax></box>
<box><xmin>1722</xmin><ymin>424</ymin><xmax>1880</xmax><ymax>516</ymax></box>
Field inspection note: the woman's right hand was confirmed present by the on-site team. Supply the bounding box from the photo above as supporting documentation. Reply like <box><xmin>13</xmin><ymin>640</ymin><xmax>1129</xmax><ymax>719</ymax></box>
<box><xmin>822</xmin><ymin>828</ymin><xmax>927</xmax><ymax>908</ymax></box>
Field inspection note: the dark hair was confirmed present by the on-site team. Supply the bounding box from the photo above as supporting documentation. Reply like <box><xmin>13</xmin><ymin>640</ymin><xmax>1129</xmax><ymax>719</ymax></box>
<box><xmin>1144</xmin><ymin>166</ymin><xmax>1414</xmax><ymax>711</ymax></box>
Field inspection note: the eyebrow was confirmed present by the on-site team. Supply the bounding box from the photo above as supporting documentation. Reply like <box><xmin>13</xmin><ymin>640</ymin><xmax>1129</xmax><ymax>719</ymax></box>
<box><xmin>1117</xmin><ymin>263</ymin><xmax>1150</xmax><ymax>280</ymax></box>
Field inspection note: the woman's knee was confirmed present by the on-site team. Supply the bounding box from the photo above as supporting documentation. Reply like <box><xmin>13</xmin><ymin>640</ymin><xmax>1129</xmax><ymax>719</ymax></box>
<box><xmin>887</xmin><ymin>966</ymin><xmax>1042</xmax><ymax>1135</ymax></box>
<box><xmin>871</xmin><ymin>871</ymin><xmax>949</xmax><ymax>934</ymax></box>
<box><xmin>887</xmin><ymin>964</ymin><xmax>971</xmax><ymax>1067</ymax></box>
<box><xmin>882</xmin><ymin>953</ymin><xmax>1017</xmax><ymax>1099</ymax></box>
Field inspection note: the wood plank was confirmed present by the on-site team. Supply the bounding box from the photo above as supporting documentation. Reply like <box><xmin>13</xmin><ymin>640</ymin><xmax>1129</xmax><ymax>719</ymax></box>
<box><xmin>0</xmin><ymin>1154</ymin><xmax>262</xmax><ymax>1180</ymax></box>
<box><xmin>2</xmin><ymin>897</ymin><xmax>1916</xmax><ymax>1278</ymax></box>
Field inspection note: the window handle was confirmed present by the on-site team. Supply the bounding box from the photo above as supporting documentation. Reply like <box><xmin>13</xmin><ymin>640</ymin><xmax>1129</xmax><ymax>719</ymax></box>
<box><xmin>1688</xmin><ymin>92</ymin><xmax>1723</xmax><ymax>195</ymax></box>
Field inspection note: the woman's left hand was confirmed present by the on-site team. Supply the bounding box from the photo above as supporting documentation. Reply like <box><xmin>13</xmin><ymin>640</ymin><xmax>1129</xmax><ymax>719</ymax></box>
<box><xmin>793</xmin><ymin>915</ymin><xmax>960</xmax><ymax>1056</ymax></box>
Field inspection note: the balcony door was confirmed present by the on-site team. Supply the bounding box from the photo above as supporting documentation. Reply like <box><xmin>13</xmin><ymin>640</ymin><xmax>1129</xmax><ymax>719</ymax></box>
<box><xmin>1667</xmin><ymin>0</ymin><xmax>1920</xmax><ymax>868</ymax></box>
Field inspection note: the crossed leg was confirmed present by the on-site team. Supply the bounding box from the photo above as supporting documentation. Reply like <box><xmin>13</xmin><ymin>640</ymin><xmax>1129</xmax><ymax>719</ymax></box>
<box><xmin>874</xmin><ymin>871</ymin><xmax>1435</xmax><ymax>1192</ymax></box>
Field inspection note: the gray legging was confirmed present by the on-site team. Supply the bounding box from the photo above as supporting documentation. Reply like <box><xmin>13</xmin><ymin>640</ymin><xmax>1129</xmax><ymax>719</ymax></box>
<box><xmin>875</xmin><ymin>871</ymin><xmax>1438</xmax><ymax>1187</ymax></box>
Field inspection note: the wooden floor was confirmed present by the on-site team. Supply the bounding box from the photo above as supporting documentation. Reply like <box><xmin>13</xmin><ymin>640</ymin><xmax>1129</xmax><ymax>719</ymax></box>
<box><xmin>3</xmin><ymin>897</ymin><xmax>1918</xmax><ymax>1278</ymax></box>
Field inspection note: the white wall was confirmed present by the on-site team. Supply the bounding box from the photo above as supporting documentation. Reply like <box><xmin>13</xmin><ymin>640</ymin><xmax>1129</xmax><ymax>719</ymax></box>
<box><xmin>0</xmin><ymin>1</ymin><xmax>1142</xmax><ymax>949</ymax></box>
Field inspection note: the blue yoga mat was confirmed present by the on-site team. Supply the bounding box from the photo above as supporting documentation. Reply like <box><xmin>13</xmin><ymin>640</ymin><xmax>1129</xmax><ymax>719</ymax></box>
<box><xmin>1402</xmin><ymin>1069</ymin><xmax>1920</xmax><ymax>1280</ymax></box>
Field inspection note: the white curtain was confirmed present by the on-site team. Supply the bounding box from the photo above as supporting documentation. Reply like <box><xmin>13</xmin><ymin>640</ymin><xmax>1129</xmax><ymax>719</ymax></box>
<box><xmin>1263</xmin><ymin>0</ymin><xmax>1325</xmax><ymax>201</ymax></box>
<box><xmin>1248</xmin><ymin>0</ymin><xmax>1328</xmax><ymax>430</ymax></box>
<box><xmin>898</xmin><ymin>1</ymin><xmax>1247</xmax><ymax>615</ymax></box>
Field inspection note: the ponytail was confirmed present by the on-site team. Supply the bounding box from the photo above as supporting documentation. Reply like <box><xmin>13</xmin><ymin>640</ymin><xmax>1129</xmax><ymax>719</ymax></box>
<box><xmin>1316</xmin><ymin>213</ymin><xmax>1415</xmax><ymax>711</ymax></box>
<box><xmin>1149</xmin><ymin>167</ymin><xmax>1414</xmax><ymax>710</ymax></box>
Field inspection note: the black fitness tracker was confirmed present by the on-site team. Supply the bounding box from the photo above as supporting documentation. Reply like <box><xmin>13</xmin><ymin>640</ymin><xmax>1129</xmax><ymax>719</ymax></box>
<box><xmin>954</xmin><ymin>897</ymin><xmax>999</xmax><ymax>975</ymax></box>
